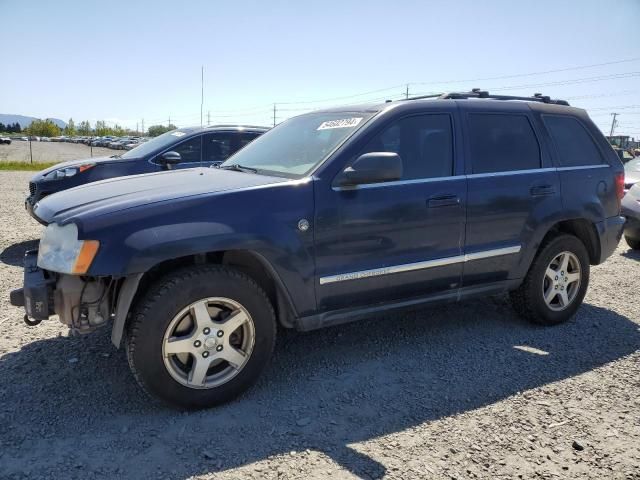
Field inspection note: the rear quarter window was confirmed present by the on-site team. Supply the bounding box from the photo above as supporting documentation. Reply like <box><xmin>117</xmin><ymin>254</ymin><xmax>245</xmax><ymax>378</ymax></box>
<box><xmin>467</xmin><ymin>114</ymin><xmax>541</xmax><ymax>174</ymax></box>
<box><xmin>542</xmin><ymin>115</ymin><xmax>604</xmax><ymax>167</ymax></box>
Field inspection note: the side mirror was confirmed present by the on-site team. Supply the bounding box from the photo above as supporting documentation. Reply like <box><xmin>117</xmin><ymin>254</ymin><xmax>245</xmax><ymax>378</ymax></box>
<box><xmin>158</xmin><ymin>151</ymin><xmax>182</xmax><ymax>170</ymax></box>
<box><xmin>337</xmin><ymin>152</ymin><xmax>403</xmax><ymax>187</ymax></box>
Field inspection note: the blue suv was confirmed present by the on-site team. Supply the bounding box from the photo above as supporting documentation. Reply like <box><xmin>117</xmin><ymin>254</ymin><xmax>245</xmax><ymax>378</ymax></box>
<box><xmin>10</xmin><ymin>90</ymin><xmax>625</xmax><ymax>409</ymax></box>
<box><xmin>26</xmin><ymin>125</ymin><xmax>268</xmax><ymax>223</ymax></box>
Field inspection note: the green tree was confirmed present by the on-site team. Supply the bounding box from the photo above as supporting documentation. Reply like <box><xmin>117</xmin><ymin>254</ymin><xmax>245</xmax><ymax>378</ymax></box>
<box><xmin>64</xmin><ymin>118</ymin><xmax>76</xmax><ymax>136</ymax></box>
<box><xmin>77</xmin><ymin>120</ymin><xmax>92</xmax><ymax>136</ymax></box>
<box><xmin>12</xmin><ymin>122</ymin><xmax>21</xmax><ymax>133</ymax></box>
<box><xmin>0</xmin><ymin>122</ymin><xmax>5</xmax><ymax>133</ymax></box>
<box><xmin>25</xmin><ymin>119</ymin><xmax>61</xmax><ymax>137</ymax></box>
<box><xmin>147</xmin><ymin>124</ymin><xmax>177</xmax><ymax>137</ymax></box>
<box><xmin>94</xmin><ymin>120</ymin><xmax>109</xmax><ymax>136</ymax></box>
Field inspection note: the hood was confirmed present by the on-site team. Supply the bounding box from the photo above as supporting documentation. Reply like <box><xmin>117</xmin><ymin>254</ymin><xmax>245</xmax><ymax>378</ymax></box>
<box><xmin>32</xmin><ymin>155</ymin><xmax>140</xmax><ymax>180</ymax></box>
<box><xmin>34</xmin><ymin>167</ymin><xmax>288</xmax><ymax>225</ymax></box>
<box><xmin>624</xmin><ymin>159</ymin><xmax>640</xmax><ymax>187</ymax></box>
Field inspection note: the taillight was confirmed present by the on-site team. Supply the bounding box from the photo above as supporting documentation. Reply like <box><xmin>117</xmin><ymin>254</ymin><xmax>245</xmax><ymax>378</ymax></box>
<box><xmin>615</xmin><ymin>172</ymin><xmax>625</xmax><ymax>211</ymax></box>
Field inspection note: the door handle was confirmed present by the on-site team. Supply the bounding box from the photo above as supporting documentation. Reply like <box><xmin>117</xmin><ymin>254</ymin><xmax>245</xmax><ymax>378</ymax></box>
<box><xmin>530</xmin><ymin>184</ymin><xmax>555</xmax><ymax>196</ymax></box>
<box><xmin>427</xmin><ymin>194</ymin><xmax>460</xmax><ymax>208</ymax></box>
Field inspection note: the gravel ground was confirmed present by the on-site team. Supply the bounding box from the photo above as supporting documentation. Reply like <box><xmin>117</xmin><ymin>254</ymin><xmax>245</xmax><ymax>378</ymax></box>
<box><xmin>0</xmin><ymin>170</ymin><xmax>639</xmax><ymax>480</ymax></box>
<box><xmin>0</xmin><ymin>142</ymin><xmax>115</xmax><ymax>164</ymax></box>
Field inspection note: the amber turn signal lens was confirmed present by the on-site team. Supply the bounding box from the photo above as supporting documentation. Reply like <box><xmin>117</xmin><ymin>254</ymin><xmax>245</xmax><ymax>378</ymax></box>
<box><xmin>72</xmin><ymin>240</ymin><xmax>100</xmax><ymax>274</ymax></box>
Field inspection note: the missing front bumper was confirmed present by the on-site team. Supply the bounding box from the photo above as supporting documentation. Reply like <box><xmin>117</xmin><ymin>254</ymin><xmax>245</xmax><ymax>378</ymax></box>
<box><xmin>9</xmin><ymin>250</ymin><xmax>55</xmax><ymax>320</ymax></box>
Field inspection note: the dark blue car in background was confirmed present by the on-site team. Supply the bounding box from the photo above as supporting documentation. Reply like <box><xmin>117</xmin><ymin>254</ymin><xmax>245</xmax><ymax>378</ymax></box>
<box><xmin>26</xmin><ymin>125</ymin><xmax>268</xmax><ymax>223</ymax></box>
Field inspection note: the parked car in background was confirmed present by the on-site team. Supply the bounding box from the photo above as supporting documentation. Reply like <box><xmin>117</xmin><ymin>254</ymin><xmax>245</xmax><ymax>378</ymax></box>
<box><xmin>614</xmin><ymin>148</ymin><xmax>635</xmax><ymax>164</ymax></box>
<box><xmin>19</xmin><ymin>136</ymin><xmax>28</xmax><ymax>141</ymax></box>
<box><xmin>621</xmin><ymin>183</ymin><xmax>640</xmax><ymax>249</ymax></box>
<box><xmin>623</xmin><ymin>157</ymin><xmax>640</xmax><ymax>193</ymax></box>
<box><xmin>0</xmin><ymin>136</ymin><xmax>11</xmax><ymax>145</ymax></box>
<box><xmin>25</xmin><ymin>125</ymin><xmax>268</xmax><ymax>223</ymax></box>
<box><xmin>10</xmin><ymin>91</ymin><xmax>625</xmax><ymax>409</ymax></box>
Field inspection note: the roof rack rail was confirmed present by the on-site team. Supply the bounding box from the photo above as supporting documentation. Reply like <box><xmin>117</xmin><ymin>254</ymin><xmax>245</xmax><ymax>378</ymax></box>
<box><xmin>407</xmin><ymin>88</ymin><xmax>570</xmax><ymax>106</ymax></box>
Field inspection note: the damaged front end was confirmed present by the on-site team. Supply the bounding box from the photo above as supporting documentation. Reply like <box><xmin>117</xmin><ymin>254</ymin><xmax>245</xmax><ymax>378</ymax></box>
<box><xmin>10</xmin><ymin>250</ymin><xmax>116</xmax><ymax>335</ymax></box>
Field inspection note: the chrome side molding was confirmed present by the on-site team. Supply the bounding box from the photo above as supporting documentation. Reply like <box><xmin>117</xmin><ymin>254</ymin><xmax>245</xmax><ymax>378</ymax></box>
<box><xmin>319</xmin><ymin>245</ymin><xmax>521</xmax><ymax>285</ymax></box>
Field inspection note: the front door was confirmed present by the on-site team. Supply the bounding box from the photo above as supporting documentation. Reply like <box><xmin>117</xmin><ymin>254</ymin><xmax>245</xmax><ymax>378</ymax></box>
<box><xmin>314</xmin><ymin>112</ymin><xmax>467</xmax><ymax>312</ymax></box>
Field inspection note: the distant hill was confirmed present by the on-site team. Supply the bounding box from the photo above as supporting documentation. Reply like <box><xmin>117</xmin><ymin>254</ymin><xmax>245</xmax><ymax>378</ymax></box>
<box><xmin>0</xmin><ymin>114</ymin><xmax>66</xmax><ymax>129</ymax></box>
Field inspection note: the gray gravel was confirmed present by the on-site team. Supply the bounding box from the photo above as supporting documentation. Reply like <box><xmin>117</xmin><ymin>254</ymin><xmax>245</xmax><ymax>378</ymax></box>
<box><xmin>0</xmin><ymin>170</ymin><xmax>639</xmax><ymax>479</ymax></box>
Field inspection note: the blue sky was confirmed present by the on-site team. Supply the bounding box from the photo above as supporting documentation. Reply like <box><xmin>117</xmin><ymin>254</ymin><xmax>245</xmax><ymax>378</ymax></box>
<box><xmin>1</xmin><ymin>0</ymin><xmax>639</xmax><ymax>137</ymax></box>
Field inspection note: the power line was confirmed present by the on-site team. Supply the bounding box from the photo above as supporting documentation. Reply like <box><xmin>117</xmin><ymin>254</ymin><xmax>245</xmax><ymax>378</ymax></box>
<box><xmin>411</xmin><ymin>57</ymin><xmax>640</xmax><ymax>86</ymax></box>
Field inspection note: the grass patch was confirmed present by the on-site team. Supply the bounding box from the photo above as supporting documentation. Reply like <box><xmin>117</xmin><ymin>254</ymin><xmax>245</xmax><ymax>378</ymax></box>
<box><xmin>0</xmin><ymin>161</ymin><xmax>57</xmax><ymax>171</ymax></box>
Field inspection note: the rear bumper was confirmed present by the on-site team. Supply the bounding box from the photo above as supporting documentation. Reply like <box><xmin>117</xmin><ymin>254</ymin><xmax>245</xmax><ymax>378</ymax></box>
<box><xmin>621</xmin><ymin>196</ymin><xmax>640</xmax><ymax>240</ymax></box>
<box><xmin>622</xmin><ymin>210</ymin><xmax>640</xmax><ymax>240</ymax></box>
<box><xmin>595</xmin><ymin>216</ymin><xmax>625</xmax><ymax>263</ymax></box>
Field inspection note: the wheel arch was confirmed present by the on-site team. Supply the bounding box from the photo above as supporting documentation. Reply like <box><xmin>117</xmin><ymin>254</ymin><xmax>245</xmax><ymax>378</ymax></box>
<box><xmin>541</xmin><ymin>218</ymin><xmax>601</xmax><ymax>265</ymax></box>
<box><xmin>111</xmin><ymin>249</ymin><xmax>298</xmax><ymax>348</ymax></box>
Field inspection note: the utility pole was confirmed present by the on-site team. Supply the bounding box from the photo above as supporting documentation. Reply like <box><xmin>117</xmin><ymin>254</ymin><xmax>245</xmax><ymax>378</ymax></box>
<box><xmin>207</xmin><ymin>111</ymin><xmax>210</xmax><ymax>126</ymax></box>
<box><xmin>136</xmin><ymin>122</ymin><xmax>139</xmax><ymax>135</ymax></box>
<box><xmin>200</xmin><ymin>65</ymin><xmax>204</xmax><ymax>127</ymax></box>
<box><xmin>168</xmin><ymin>115</ymin><xmax>171</xmax><ymax>127</ymax></box>
<box><xmin>609</xmin><ymin>113</ymin><xmax>618</xmax><ymax>137</ymax></box>
<box><xmin>405</xmin><ymin>84</ymin><xmax>410</xmax><ymax>99</ymax></box>
<box><xmin>273</xmin><ymin>103</ymin><xmax>276</xmax><ymax>127</ymax></box>
<box><xmin>141</xmin><ymin>118</ymin><xmax>144</xmax><ymax>136</ymax></box>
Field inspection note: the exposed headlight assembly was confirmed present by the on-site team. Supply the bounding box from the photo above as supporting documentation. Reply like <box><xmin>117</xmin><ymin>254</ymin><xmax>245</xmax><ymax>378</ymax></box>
<box><xmin>44</xmin><ymin>163</ymin><xmax>95</xmax><ymax>180</ymax></box>
<box><xmin>37</xmin><ymin>223</ymin><xmax>100</xmax><ymax>274</ymax></box>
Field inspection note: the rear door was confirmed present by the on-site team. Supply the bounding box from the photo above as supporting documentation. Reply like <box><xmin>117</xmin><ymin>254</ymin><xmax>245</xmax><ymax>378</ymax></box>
<box><xmin>461</xmin><ymin>105</ymin><xmax>561</xmax><ymax>286</ymax></box>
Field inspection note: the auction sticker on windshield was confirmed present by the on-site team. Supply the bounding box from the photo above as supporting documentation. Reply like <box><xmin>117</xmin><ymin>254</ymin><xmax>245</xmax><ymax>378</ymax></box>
<box><xmin>317</xmin><ymin>117</ymin><xmax>363</xmax><ymax>130</ymax></box>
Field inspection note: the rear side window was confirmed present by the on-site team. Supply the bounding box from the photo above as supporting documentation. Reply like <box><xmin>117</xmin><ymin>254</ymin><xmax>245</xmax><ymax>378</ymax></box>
<box><xmin>467</xmin><ymin>114</ymin><xmax>541</xmax><ymax>174</ymax></box>
<box><xmin>542</xmin><ymin>115</ymin><xmax>604</xmax><ymax>167</ymax></box>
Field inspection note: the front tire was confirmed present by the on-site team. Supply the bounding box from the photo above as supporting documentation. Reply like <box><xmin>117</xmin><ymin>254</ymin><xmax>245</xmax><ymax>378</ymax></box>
<box><xmin>125</xmin><ymin>265</ymin><xmax>276</xmax><ymax>409</ymax></box>
<box><xmin>510</xmin><ymin>234</ymin><xmax>590</xmax><ymax>326</ymax></box>
<box><xmin>625</xmin><ymin>234</ymin><xmax>640</xmax><ymax>250</ymax></box>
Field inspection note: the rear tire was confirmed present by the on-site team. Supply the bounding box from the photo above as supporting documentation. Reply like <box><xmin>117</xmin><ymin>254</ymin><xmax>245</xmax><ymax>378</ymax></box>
<box><xmin>625</xmin><ymin>234</ymin><xmax>640</xmax><ymax>250</ymax></box>
<box><xmin>125</xmin><ymin>265</ymin><xmax>276</xmax><ymax>410</ymax></box>
<box><xmin>510</xmin><ymin>234</ymin><xmax>590</xmax><ymax>326</ymax></box>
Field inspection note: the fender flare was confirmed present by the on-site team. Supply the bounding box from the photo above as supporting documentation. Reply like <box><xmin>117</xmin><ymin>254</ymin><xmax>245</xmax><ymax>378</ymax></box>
<box><xmin>111</xmin><ymin>274</ymin><xmax>143</xmax><ymax>348</ymax></box>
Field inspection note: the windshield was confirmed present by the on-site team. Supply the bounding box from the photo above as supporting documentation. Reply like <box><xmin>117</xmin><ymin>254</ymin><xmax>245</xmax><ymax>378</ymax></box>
<box><xmin>121</xmin><ymin>129</ymin><xmax>190</xmax><ymax>159</ymax></box>
<box><xmin>221</xmin><ymin>112</ymin><xmax>375</xmax><ymax>177</ymax></box>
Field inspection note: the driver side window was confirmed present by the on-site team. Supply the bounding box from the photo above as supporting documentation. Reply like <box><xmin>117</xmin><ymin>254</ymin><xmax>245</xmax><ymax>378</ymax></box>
<box><xmin>172</xmin><ymin>136</ymin><xmax>202</xmax><ymax>163</ymax></box>
<box><xmin>361</xmin><ymin>114</ymin><xmax>453</xmax><ymax>180</ymax></box>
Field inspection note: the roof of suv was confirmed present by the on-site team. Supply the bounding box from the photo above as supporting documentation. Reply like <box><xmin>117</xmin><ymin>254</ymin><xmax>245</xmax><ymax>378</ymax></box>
<box><xmin>314</xmin><ymin>89</ymin><xmax>585</xmax><ymax>116</ymax></box>
<box><xmin>179</xmin><ymin>125</ymin><xmax>271</xmax><ymax>134</ymax></box>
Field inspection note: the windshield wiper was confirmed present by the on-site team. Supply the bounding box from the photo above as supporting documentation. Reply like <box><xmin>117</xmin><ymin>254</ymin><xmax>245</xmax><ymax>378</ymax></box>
<box><xmin>110</xmin><ymin>154</ymin><xmax>121</xmax><ymax>159</ymax></box>
<box><xmin>218</xmin><ymin>164</ymin><xmax>258</xmax><ymax>173</ymax></box>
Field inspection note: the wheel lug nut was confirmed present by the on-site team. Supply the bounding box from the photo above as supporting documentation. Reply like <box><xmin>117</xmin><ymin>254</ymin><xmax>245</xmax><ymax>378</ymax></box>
<box><xmin>555</xmin><ymin>276</ymin><xmax>558</xmax><ymax>280</ymax></box>
<box><xmin>216</xmin><ymin>345</ymin><xmax>223</xmax><ymax>352</ymax></box>
<box><xmin>203</xmin><ymin>328</ymin><xmax>210</xmax><ymax>335</ymax></box>
<box><xmin>202</xmin><ymin>351</ymin><xmax>209</xmax><ymax>358</ymax></box>
<box><xmin>194</xmin><ymin>340</ymin><xmax>201</xmax><ymax>348</ymax></box>
<box><xmin>217</xmin><ymin>331</ymin><xmax>223</xmax><ymax>337</ymax></box>
<box><xmin>555</xmin><ymin>285</ymin><xmax>558</xmax><ymax>289</ymax></box>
